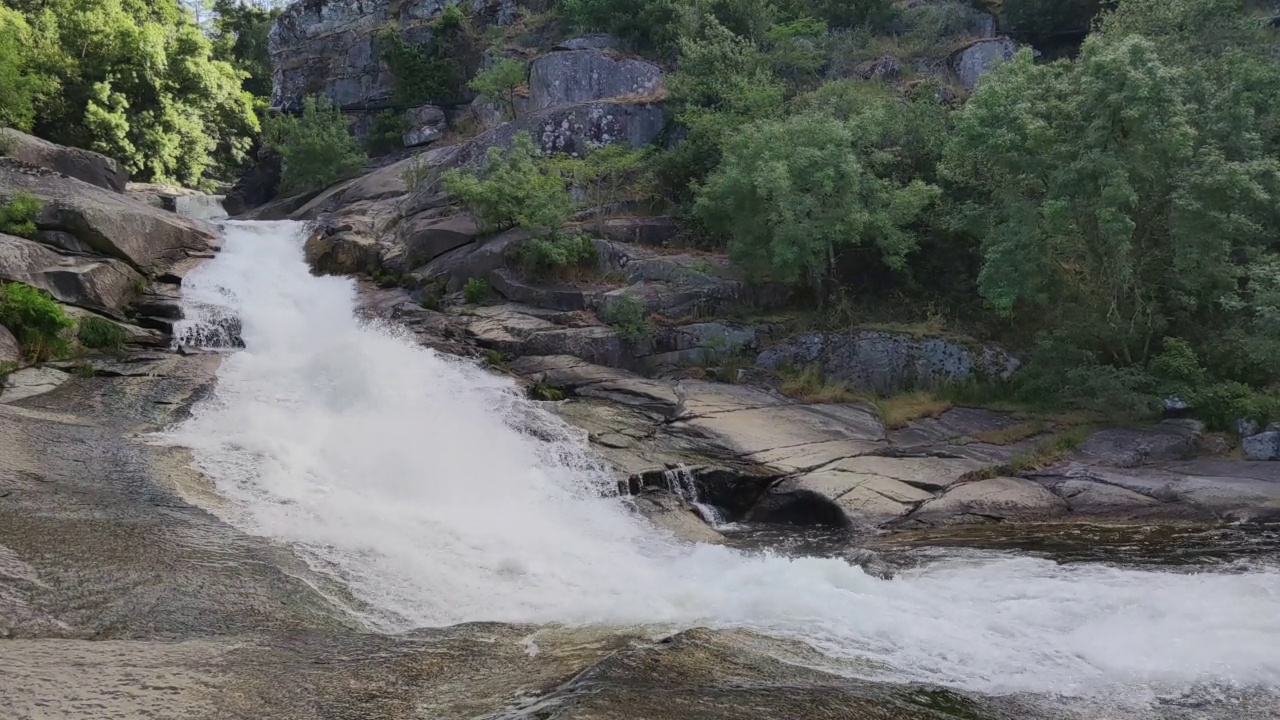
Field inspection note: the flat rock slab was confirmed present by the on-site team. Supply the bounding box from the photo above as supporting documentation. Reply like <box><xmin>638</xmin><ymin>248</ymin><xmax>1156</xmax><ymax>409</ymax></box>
<box><xmin>1076</xmin><ymin>420</ymin><xmax>1202</xmax><ymax>468</ymax></box>
<box><xmin>904</xmin><ymin>477</ymin><xmax>1069</xmax><ymax>526</ymax></box>
<box><xmin>1</xmin><ymin>367</ymin><xmax>70</xmax><ymax>403</ymax></box>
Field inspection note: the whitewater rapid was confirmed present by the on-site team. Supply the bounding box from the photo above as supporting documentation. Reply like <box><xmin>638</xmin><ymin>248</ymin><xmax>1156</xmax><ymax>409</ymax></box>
<box><xmin>160</xmin><ymin>221</ymin><xmax>1280</xmax><ymax>703</ymax></box>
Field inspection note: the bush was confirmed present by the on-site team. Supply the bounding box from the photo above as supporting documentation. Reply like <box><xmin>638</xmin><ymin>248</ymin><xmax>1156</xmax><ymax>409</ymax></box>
<box><xmin>440</xmin><ymin>133</ymin><xmax>571</xmax><ymax>237</ymax></box>
<box><xmin>366</xmin><ymin>110</ymin><xmax>406</xmax><ymax>155</ymax></box>
<box><xmin>695</xmin><ymin>113</ymin><xmax>939</xmax><ymax>298</ymax></box>
<box><xmin>77</xmin><ymin>316</ymin><xmax>125</xmax><ymax>351</ymax></box>
<box><xmin>463</xmin><ymin>276</ymin><xmax>492</xmax><ymax>303</ymax></box>
<box><xmin>380</xmin><ymin>10</ymin><xmax>470</xmax><ymax>104</ymax></box>
<box><xmin>509</xmin><ymin>234</ymin><xmax>597</xmax><ymax>279</ymax></box>
<box><xmin>265</xmin><ymin>96</ymin><xmax>368</xmax><ymax>195</ymax></box>
<box><xmin>0</xmin><ymin>283</ymin><xmax>72</xmax><ymax>360</ymax></box>
<box><xmin>604</xmin><ymin>296</ymin><xmax>649</xmax><ymax>343</ymax></box>
<box><xmin>549</xmin><ymin>145</ymin><xmax>656</xmax><ymax>212</ymax></box>
<box><xmin>557</xmin><ymin>0</ymin><xmax>685</xmax><ymax>56</ymax></box>
<box><xmin>0</xmin><ymin>192</ymin><xmax>42</xmax><ymax>238</ymax></box>
<box><xmin>469</xmin><ymin>58</ymin><xmax>527</xmax><ymax>120</ymax></box>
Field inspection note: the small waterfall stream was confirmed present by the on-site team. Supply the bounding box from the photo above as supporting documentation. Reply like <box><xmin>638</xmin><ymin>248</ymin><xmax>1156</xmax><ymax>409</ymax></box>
<box><xmin>663</xmin><ymin>465</ymin><xmax>726</xmax><ymax>525</ymax></box>
<box><xmin>158</xmin><ymin>219</ymin><xmax>1280</xmax><ymax>713</ymax></box>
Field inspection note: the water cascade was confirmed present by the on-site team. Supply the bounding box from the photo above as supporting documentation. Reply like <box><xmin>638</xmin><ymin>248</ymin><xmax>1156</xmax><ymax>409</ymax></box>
<box><xmin>160</xmin><ymin>220</ymin><xmax>1280</xmax><ymax>710</ymax></box>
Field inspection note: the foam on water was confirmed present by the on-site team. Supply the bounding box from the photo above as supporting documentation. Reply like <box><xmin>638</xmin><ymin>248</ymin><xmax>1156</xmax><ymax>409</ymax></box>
<box><xmin>159</xmin><ymin>221</ymin><xmax>1280</xmax><ymax>702</ymax></box>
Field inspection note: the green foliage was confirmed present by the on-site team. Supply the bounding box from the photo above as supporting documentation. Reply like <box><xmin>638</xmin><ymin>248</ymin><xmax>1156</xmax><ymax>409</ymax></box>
<box><xmin>826</xmin><ymin>0</ymin><xmax>988</xmax><ymax>71</ymax></box>
<box><xmin>549</xmin><ymin>145</ymin><xmax>656</xmax><ymax>212</ymax></box>
<box><xmin>0</xmin><ymin>360</ymin><xmax>17</xmax><ymax>379</ymax></box>
<box><xmin>77</xmin><ymin>316</ymin><xmax>125</xmax><ymax>350</ymax></box>
<box><xmin>696</xmin><ymin>112</ymin><xmax>939</xmax><ymax>298</ymax></box>
<box><xmin>210</xmin><ymin>0</ymin><xmax>279</xmax><ymax>98</ymax></box>
<box><xmin>401</xmin><ymin>154</ymin><xmax>435</xmax><ymax>192</ymax></box>
<box><xmin>469</xmin><ymin>58</ymin><xmax>527</xmax><ymax>120</ymax></box>
<box><xmin>0</xmin><ymin>8</ymin><xmax>47</xmax><ymax>132</ymax></box>
<box><xmin>463</xmin><ymin>276</ymin><xmax>492</xmax><ymax>304</ymax></box>
<box><xmin>530</xmin><ymin>383</ymin><xmax>565</xmax><ymax>401</ymax></box>
<box><xmin>942</xmin><ymin>31</ymin><xmax>1280</xmax><ymax>367</ymax></box>
<box><xmin>264</xmin><ymin>96</ymin><xmax>368</xmax><ymax>195</ymax></box>
<box><xmin>440</xmin><ymin>133</ymin><xmax>572</xmax><ymax>237</ymax></box>
<box><xmin>0</xmin><ymin>282</ymin><xmax>72</xmax><ymax>361</ymax></box>
<box><xmin>380</xmin><ymin>9</ymin><xmax>470</xmax><ymax>104</ymax></box>
<box><xmin>509</xmin><ymin>234</ymin><xmax>598</xmax><ymax>278</ymax></box>
<box><xmin>367</xmin><ymin>110</ymin><xmax>407</xmax><ymax>155</ymax></box>
<box><xmin>604</xmin><ymin>296</ymin><xmax>650</xmax><ymax>343</ymax></box>
<box><xmin>3</xmin><ymin>0</ymin><xmax>259</xmax><ymax>185</ymax></box>
<box><xmin>0</xmin><ymin>192</ymin><xmax>43</xmax><ymax>239</ymax></box>
<box><xmin>1003</xmin><ymin>0</ymin><xmax>1101</xmax><ymax>41</ymax></box>
<box><xmin>557</xmin><ymin>0</ymin><xmax>685</xmax><ymax>55</ymax></box>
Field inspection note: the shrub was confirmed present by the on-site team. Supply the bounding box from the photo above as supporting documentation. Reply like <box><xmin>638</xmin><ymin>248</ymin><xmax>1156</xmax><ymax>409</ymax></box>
<box><xmin>777</xmin><ymin>364</ymin><xmax>862</xmax><ymax>403</ymax></box>
<box><xmin>463</xmin><ymin>276</ymin><xmax>492</xmax><ymax>303</ymax></box>
<box><xmin>0</xmin><ymin>192</ymin><xmax>42</xmax><ymax>238</ymax></box>
<box><xmin>530</xmin><ymin>383</ymin><xmax>565</xmax><ymax>401</ymax></box>
<box><xmin>440</xmin><ymin>133</ymin><xmax>572</xmax><ymax>237</ymax></box>
<box><xmin>366</xmin><ymin>110</ymin><xmax>406</xmax><ymax>155</ymax></box>
<box><xmin>550</xmin><ymin>145</ymin><xmax>656</xmax><ymax>213</ymax></box>
<box><xmin>0</xmin><ymin>283</ymin><xmax>72</xmax><ymax>360</ymax></box>
<box><xmin>604</xmin><ymin>296</ymin><xmax>650</xmax><ymax>343</ymax></box>
<box><xmin>1003</xmin><ymin>0</ymin><xmax>1102</xmax><ymax>42</ymax></box>
<box><xmin>379</xmin><ymin>12</ymin><xmax>470</xmax><ymax>104</ymax></box>
<box><xmin>695</xmin><ymin>113</ymin><xmax>939</xmax><ymax>299</ymax></box>
<box><xmin>469</xmin><ymin>57</ymin><xmax>527</xmax><ymax>120</ymax></box>
<box><xmin>557</xmin><ymin>0</ymin><xmax>684</xmax><ymax>56</ymax></box>
<box><xmin>509</xmin><ymin>234</ymin><xmax>597</xmax><ymax>279</ymax></box>
<box><xmin>265</xmin><ymin>96</ymin><xmax>368</xmax><ymax>194</ymax></box>
<box><xmin>401</xmin><ymin>154</ymin><xmax>435</xmax><ymax>192</ymax></box>
<box><xmin>77</xmin><ymin>316</ymin><xmax>125</xmax><ymax>351</ymax></box>
<box><xmin>0</xmin><ymin>360</ymin><xmax>16</xmax><ymax>379</ymax></box>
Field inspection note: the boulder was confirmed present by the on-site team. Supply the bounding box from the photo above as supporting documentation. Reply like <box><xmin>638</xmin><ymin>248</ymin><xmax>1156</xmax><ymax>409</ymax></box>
<box><xmin>0</xmin><ymin>159</ymin><xmax>215</xmax><ymax>275</ymax></box>
<box><xmin>223</xmin><ymin>146</ymin><xmax>281</xmax><ymax>217</ymax></box>
<box><xmin>1243</xmin><ymin>431</ymin><xmax>1280</xmax><ymax>461</ymax></box>
<box><xmin>952</xmin><ymin>37</ymin><xmax>1017</xmax><ymax>89</ymax></box>
<box><xmin>647</xmin><ymin>322</ymin><xmax>757</xmax><ymax>366</ymax></box>
<box><xmin>854</xmin><ymin>56</ymin><xmax>904</xmax><ymax>81</ymax></box>
<box><xmin>528</xmin><ymin>50</ymin><xmax>664</xmax><ymax>111</ymax></box>
<box><xmin>402</xmin><ymin>105</ymin><xmax>447</xmax><ymax>147</ymax></box>
<box><xmin>904</xmin><ymin>477</ymin><xmax>1069</xmax><ymax>526</ymax></box>
<box><xmin>756</xmin><ymin>330</ymin><xmax>1019</xmax><ymax>394</ymax></box>
<box><xmin>414</xmin><ymin>227</ymin><xmax>530</xmax><ymax>292</ymax></box>
<box><xmin>388</xmin><ymin>212</ymin><xmax>481</xmax><ymax>272</ymax></box>
<box><xmin>0</xmin><ymin>324</ymin><xmax>18</xmax><ymax>365</ymax></box>
<box><xmin>490</xmin><ymin>268</ymin><xmax>601</xmax><ymax>312</ymax></box>
<box><xmin>0</xmin><ymin>366</ymin><xmax>70</xmax><ymax>403</ymax></box>
<box><xmin>1075</xmin><ymin>420</ymin><xmax>1203</xmax><ymax>468</ymax></box>
<box><xmin>0</xmin><ymin>233</ymin><xmax>144</xmax><ymax>316</ymax></box>
<box><xmin>0</xmin><ymin>128</ymin><xmax>128</xmax><ymax>192</ymax></box>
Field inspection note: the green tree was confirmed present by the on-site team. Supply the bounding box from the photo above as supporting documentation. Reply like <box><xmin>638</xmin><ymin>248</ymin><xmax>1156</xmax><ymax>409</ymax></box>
<box><xmin>0</xmin><ymin>8</ymin><xmax>49</xmax><ymax>132</ymax></box>
<box><xmin>469</xmin><ymin>58</ymin><xmax>527</xmax><ymax>120</ymax></box>
<box><xmin>0</xmin><ymin>282</ymin><xmax>73</xmax><ymax>361</ymax></box>
<box><xmin>557</xmin><ymin>0</ymin><xmax>685</xmax><ymax>55</ymax></box>
<box><xmin>942</xmin><ymin>35</ymin><xmax>1280</xmax><ymax>366</ymax></box>
<box><xmin>5</xmin><ymin>0</ymin><xmax>258</xmax><ymax>185</ymax></box>
<box><xmin>440</xmin><ymin>133</ymin><xmax>572</xmax><ymax>237</ymax></box>
<box><xmin>210</xmin><ymin>0</ymin><xmax>280</xmax><ymax>99</ymax></box>
<box><xmin>265</xmin><ymin>96</ymin><xmax>368</xmax><ymax>195</ymax></box>
<box><xmin>696</xmin><ymin>113</ymin><xmax>939</xmax><ymax>299</ymax></box>
<box><xmin>1003</xmin><ymin>0</ymin><xmax>1102</xmax><ymax>42</ymax></box>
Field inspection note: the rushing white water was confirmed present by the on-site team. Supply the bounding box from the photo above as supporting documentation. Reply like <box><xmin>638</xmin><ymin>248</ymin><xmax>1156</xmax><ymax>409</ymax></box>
<box><xmin>161</xmin><ymin>221</ymin><xmax>1280</xmax><ymax>703</ymax></box>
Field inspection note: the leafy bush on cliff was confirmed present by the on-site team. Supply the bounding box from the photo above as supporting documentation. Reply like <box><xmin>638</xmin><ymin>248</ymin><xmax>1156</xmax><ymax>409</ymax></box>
<box><xmin>469</xmin><ymin>58</ymin><xmax>528</xmax><ymax>120</ymax></box>
<box><xmin>0</xmin><ymin>283</ymin><xmax>72</xmax><ymax>361</ymax></box>
<box><xmin>380</xmin><ymin>7</ymin><xmax>471</xmax><ymax>104</ymax></box>
<box><xmin>265</xmin><ymin>96</ymin><xmax>368</xmax><ymax>195</ymax></box>
<box><xmin>440</xmin><ymin>133</ymin><xmax>571</xmax><ymax>237</ymax></box>
<box><xmin>77</xmin><ymin>316</ymin><xmax>125</xmax><ymax>351</ymax></box>
<box><xmin>0</xmin><ymin>192</ymin><xmax>43</xmax><ymax>239</ymax></box>
<box><xmin>696</xmin><ymin>113</ymin><xmax>939</xmax><ymax>299</ymax></box>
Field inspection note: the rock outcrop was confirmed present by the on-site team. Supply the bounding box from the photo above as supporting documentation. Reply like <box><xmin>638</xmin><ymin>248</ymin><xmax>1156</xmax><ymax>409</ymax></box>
<box><xmin>0</xmin><ymin>128</ymin><xmax>128</xmax><ymax>192</ymax></box>
<box><xmin>269</xmin><ymin>0</ymin><xmax>514</xmax><ymax>113</ymax></box>
<box><xmin>0</xmin><ymin>158</ymin><xmax>215</xmax><ymax>276</ymax></box>
<box><xmin>0</xmin><ymin>324</ymin><xmax>19</xmax><ymax>365</ymax></box>
<box><xmin>528</xmin><ymin>49</ymin><xmax>664</xmax><ymax>111</ymax></box>
<box><xmin>952</xmin><ymin>37</ymin><xmax>1018</xmax><ymax>89</ymax></box>
<box><xmin>0</xmin><ymin>233</ymin><xmax>144</xmax><ymax>317</ymax></box>
<box><xmin>756</xmin><ymin>330</ymin><xmax>1019</xmax><ymax>394</ymax></box>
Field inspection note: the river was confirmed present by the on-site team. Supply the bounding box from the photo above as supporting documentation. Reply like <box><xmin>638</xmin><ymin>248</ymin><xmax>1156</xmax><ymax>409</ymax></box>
<box><xmin>158</xmin><ymin>220</ymin><xmax>1280</xmax><ymax>714</ymax></box>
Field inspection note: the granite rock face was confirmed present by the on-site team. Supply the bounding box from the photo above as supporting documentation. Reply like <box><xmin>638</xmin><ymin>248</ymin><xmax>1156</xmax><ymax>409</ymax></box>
<box><xmin>0</xmin><ymin>128</ymin><xmax>128</xmax><ymax>192</ymax></box>
<box><xmin>952</xmin><ymin>37</ymin><xmax>1018</xmax><ymax>89</ymax></box>
<box><xmin>756</xmin><ymin>330</ymin><xmax>1019</xmax><ymax>394</ymax></box>
<box><xmin>270</xmin><ymin>0</ymin><xmax>512</xmax><ymax>112</ymax></box>
<box><xmin>528</xmin><ymin>49</ymin><xmax>664</xmax><ymax>111</ymax></box>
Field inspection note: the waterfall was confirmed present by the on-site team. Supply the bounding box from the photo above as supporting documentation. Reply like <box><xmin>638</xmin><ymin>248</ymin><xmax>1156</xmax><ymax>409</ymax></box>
<box><xmin>157</xmin><ymin>220</ymin><xmax>1280</xmax><ymax>708</ymax></box>
<box><xmin>663</xmin><ymin>465</ymin><xmax>726</xmax><ymax>525</ymax></box>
